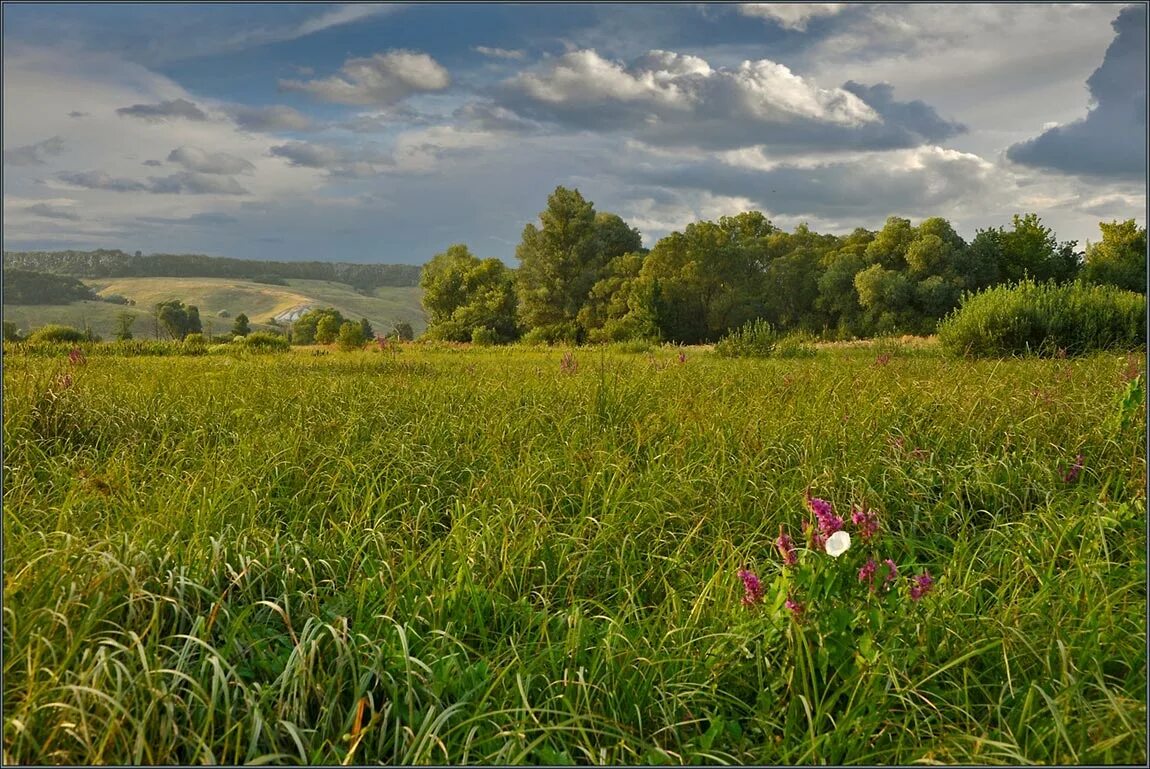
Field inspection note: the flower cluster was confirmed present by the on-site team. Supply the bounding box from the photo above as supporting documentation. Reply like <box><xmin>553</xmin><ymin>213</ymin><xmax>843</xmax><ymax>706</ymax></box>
<box><xmin>802</xmin><ymin>493</ymin><xmax>843</xmax><ymax>550</ymax></box>
<box><xmin>742</xmin><ymin>494</ymin><xmax>938</xmax><ymax>615</ymax></box>
<box><xmin>909</xmin><ymin>571</ymin><xmax>934</xmax><ymax>601</ymax></box>
<box><xmin>68</xmin><ymin>347</ymin><xmax>87</xmax><ymax>366</ymax></box>
<box><xmin>738</xmin><ymin>568</ymin><xmax>763</xmax><ymax>606</ymax></box>
<box><xmin>850</xmin><ymin>506</ymin><xmax>880</xmax><ymax>543</ymax></box>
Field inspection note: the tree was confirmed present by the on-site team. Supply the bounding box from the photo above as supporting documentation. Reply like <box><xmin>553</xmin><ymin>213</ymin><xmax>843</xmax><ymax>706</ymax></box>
<box><xmin>115</xmin><ymin>311</ymin><xmax>135</xmax><ymax>341</ymax></box>
<box><xmin>1082</xmin><ymin>219</ymin><xmax>1146</xmax><ymax>293</ymax></box>
<box><xmin>231</xmin><ymin>313</ymin><xmax>250</xmax><ymax>337</ymax></box>
<box><xmin>292</xmin><ymin>308</ymin><xmax>346</xmax><ymax>344</ymax></box>
<box><xmin>515</xmin><ymin>186</ymin><xmax>600</xmax><ymax>340</ymax></box>
<box><xmin>336</xmin><ymin>321</ymin><xmax>365</xmax><ymax>351</ymax></box>
<box><xmin>392</xmin><ymin>321</ymin><xmax>414</xmax><ymax>341</ymax></box>
<box><xmin>997</xmin><ymin>213</ymin><xmax>1079</xmax><ymax>283</ymax></box>
<box><xmin>316</xmin><ymin>314</ymin><xmax>341</xmax><ymax>344</ymax></box>
<box><xmin>359</xmin><ymin>318</ymin><xmax>374</xmax><ymax>340</ymax></box>
<box><xmin>155</xmin><ymin>299</ymin><xmax>198</xmax><ymax>340</ymax></box>
<box><xmin>422</xmin><ymin>244</ymin><xmax>517</xmax><ymax>342</ymax></box>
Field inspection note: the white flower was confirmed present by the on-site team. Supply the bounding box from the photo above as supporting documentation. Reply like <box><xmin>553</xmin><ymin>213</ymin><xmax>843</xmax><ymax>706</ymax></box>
<box><xmin>825</xmin><ymin>530</ymin><xmax>851</xmax><ymax>558</ymax></box>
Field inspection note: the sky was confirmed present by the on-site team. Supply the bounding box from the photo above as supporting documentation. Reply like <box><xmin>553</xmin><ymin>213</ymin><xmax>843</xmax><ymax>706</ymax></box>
<box><xmin>3</xmin><ymin>2</ymin><xmax>1146</xmax><ymax>265</ymax></box>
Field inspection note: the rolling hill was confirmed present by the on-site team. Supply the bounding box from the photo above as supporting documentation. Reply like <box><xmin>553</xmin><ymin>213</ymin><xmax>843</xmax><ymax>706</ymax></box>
<box><xmin>2</xmin><ymin>277</ymin><xmax>426</xmax><ymax>340</ymax></box>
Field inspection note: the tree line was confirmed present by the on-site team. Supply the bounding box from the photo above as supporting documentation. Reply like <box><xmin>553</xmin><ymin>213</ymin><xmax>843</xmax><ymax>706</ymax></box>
<box><xmin>3</xmin><ymin>249</ymin><xmax>422</xmax><ymax>291</ymax></box>
<box><xmin>421</xmin><ymin>186</ymin><xmax>1147</xmax><ymax>344</ymax></box>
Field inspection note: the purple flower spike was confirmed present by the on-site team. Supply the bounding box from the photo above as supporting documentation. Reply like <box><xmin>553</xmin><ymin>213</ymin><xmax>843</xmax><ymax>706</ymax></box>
<box><xmin>858</xmin><ymin>558</ymin><xmax>877</xmax><ymax>592</ymax></box>
<box><xmin>850</xmin><ymin>506</ymin><xmax>880</xmax><ymax>543</ymax></box>
<box><xmin>785</xmin><ymin>596</ymin><xmax>804</xmax><ymax>617</ymax></box>
<box><xmin>882</xmin><ymin>559</ymin><xmax>898</xmax><ymax>590</ymax></box>
<box><xmin>738</xmin><ymin>568</ymin><xmax>763</xmax><ymax>607</ymax></box>
<box><xmin>775</xmin><ymin>528</ymin><xmax>797</xmax><ymax>567</ymax></box>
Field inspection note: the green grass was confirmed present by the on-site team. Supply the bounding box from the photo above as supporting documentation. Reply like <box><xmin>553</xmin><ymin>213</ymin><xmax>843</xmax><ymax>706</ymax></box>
<box><xmin>2</xmin><ymin>277</ymin><xmax>426</xmax><ymax>340</ymax></box>
<box><xmin>2</xmin><ymin>341</ymin><xmax>1145</xmax><ymax>764</ymax></box>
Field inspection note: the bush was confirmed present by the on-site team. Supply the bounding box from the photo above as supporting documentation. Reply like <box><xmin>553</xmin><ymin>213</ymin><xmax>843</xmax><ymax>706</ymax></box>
<box><xmin>606</xmin><ymin>338</ymin><xmax>656</xmax><ymax>354</ymax></box>
<box><xmin>522</xmin><ymin>322</ymin><xmax>580</xmax><ymax>346</ymax></box>
<box><xmin>774</xmin><ymin>332</ymin><xmax>818</xmax><ymax>359</ymax></box>
<box><xmin>336</xmin><ymin>321</ymin><xmax>365</xmax><ymax>351</ymax></box>
<box><xmin>28</xmin><ymin>324</ymin><xmax>86</xmax><ymax>344</ymax></box>
<box><xmin>182</xmin><ymin>333</ymin><xmax>207</xmax><ymax>354</ymax></box>
<box><xmin>236</xmin><ymin>331</ymin><xmax>290</xmax><ymax>352</ymax></box>
<box><xmin>470</xmin><ymin>326</ymin><xmax>497</xmax><ymax>346</ymax></box>
<box><xmin>714</xmin><ymin>319</ymin><xmax>777</xmax><ymax>358</ymax></box>
<box><xmin>3</xmin><ymin>321</ymin><xmax>21</xmax><ymax>342</ymax></box>
<box><xmin>101</xmin><ymin>294</ymin><xmax>132</xmax><ymax>305</ymax></box>
<box><xmin>938</xmin><ymin>280</ymin><xmax>1146</xmax><ymax>358</ymax></box>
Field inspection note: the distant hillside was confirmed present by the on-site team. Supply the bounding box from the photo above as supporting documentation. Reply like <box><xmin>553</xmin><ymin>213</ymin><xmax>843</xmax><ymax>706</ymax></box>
<box><xmin>3</xmin><ymin>249</ymin><xmax>422</xmax><ymax>292</ymax></box>
<box><xmin>2</xmin><ymin>277</ymin><xmax>426</xmax><ymax>340</ymax></box>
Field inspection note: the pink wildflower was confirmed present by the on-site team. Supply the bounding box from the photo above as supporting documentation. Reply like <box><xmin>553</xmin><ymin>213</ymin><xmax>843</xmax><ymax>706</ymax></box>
<box><xmin>850</xmin><ymin>506</ymin><xmax>880</xmax><ymax>543</ymax></box>
<box><xmin>738</xmin><ymin>568</ymin><xmax>763</xmax><ymax>607</ymax></box>
<box><xmin>882</xmin><ymin>559</ymin><xmax>898</xmax><ymax>590</ymax></box>
<box><xmin>805</xmin><ymin>492</ymin><xmax>843</xmax><ymax>541</ymax></box>
<box><xmin>1062</xmin><ymin>453</ymin><xmax>1084</xmax><ymax>484</ymax></box>
<box><xmin>858</xmin><ymin>558</ymin><xmax>877</xmax><ymax>592</ymax></box>
<box><xmin>909</xmin><ymin>571</ymin><xmax>934</xmax><ymax>601</ymax></box>
<box><xmin>785</xmin><ymin>596</ymin><xmax>804</xmax><ymax>617</ymax></box>
<box><xmin>678</xmin><ymin>351</ymin><xmax>686</xmax><ymax>364</ymax></box>
<box><xmin>68</xmin><ymin>347</ymin><xmax>86</xmax><ymax>366</ymax></box>
<box><xmin>775</xmin><ymin>528</ymin><xmax>797</xmax><ymax>567</ymax></box>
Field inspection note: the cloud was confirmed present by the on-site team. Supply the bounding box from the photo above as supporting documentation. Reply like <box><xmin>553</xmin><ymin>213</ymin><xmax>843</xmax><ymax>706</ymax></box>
<box><xmin>147</xmin><ymin>172</ymin><xmax>249</xmax><ymax>195</ymax></box>
<box><xmin>116</xmin><ymin>98</ymin><xmax>208</xmax><ymax>122</ymax></box>
<box><xmin>142</xmin><ymin>159</ymin><xmax>164</xmax><ymax>166</ymax></box>
<box><xmin>1006</xmin><ymin>5</ymin><xmax>1146</xmax><ymax>180</ymax></box>
<box><xmin>739</xmin><ymin>3</ymin><xmax>847</xmax><ymax>31</ymax></box>
<box><xmin>495</xmin><ymin>48</ymin><xmax>964</xmax><ymax>152</ymax></box>
<box><xmin>3</xmin><ymin>135</ymin><xmax>66</xmax><ymax>166</ymax></box>
<box><xmin>338</xmin><ymin>105</ymin><xmax>430</xmax><ymax>132</ymax></box>
<box><xmin>475</xmin><ymin>45</ymin><xmax>526</xmax><ymax>60</ymax></box>
<box><xmin>26</xmin><ymin>202</ymin><xmax>82</xmax><ymax>221</ymax></box>
<box><xmin>67</xmin><ymin>110</ymin><xmax>89</xmax><ymax>118</ymax></box>
<box><xmin>57</xmin><ymin>170</ymin><xmax>149</xmax><ymax>192</ymax></box>
<box><xmin>268</xmin><ymin>140</ymin><xmax>390</xmax><ymax>177</ymax></box>
<box><xmin>167</xmin><ymin>146</ymin><xmax>256</xmax><ymax>175</ymax></box>
<box><xmin>631</xmin><ymin>145</ymin><xmax>998</xmax><ymax>221</ymax></box>
<box><xmin>57</xmin><ymin>169</ymin><xmax>248</xmax><ymax>194</ymax></box>
<box><xmin>229</xmin><ymin>104</ymin><xmax>316</xmax><ymax>132</ymax></box>
<box><xmin>279</xmin><ymin>50</ymin><xmax>450</xmax><ymax>106</ymax></box>
<box><xmin>137</xmin><ymin>212</ymin><xmax>239</xmax><ymax>226</ymax></box>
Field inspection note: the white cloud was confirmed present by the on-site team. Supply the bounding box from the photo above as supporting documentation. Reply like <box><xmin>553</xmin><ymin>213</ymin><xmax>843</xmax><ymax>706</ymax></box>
<box><xmin>280</xmin><ymin>50</ymin><xmax>450</xmax><ymax>106</ymax></box>
<box><xmin>475</xmin><ymin>46</ymin><xmax>525</xmax><ymax>60</ymax></box>
<box><xmin>496</xmin><ymin>48</ymin><xmax>964</xmax><ymax>153</ymax></box>
<box><xmin>739</xmin><ymin>3</ymin><xmax>847</xmax><ymax>31</ymax></box>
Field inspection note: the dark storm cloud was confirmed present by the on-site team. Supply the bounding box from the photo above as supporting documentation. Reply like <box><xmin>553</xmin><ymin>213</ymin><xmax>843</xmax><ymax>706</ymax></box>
<box><xmin>1006</xmin><ymin>5</ymin><xmax>1146</xmax><ymax>180</ymax></box>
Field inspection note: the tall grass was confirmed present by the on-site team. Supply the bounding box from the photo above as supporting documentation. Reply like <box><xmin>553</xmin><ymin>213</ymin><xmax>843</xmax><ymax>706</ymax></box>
<box><xmin>3</xmin><ymin>342</ymin><xmax>1145</xmax><ymax>764</ymax></box>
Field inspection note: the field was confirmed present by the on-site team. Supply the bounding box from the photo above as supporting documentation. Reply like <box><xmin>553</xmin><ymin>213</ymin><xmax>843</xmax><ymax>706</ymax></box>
<box><xmin>2</xmin><ymin>341</ymin><xmax>1146</xmax><ymax>764</ymax></box>
<box><xmin>2</xmin><ymin>277</ymin><xmax>426</xmax><ymax>339</ymax></box>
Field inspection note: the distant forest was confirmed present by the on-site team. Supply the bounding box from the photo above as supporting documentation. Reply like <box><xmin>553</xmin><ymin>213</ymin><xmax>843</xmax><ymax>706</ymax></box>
<box><xmin>2</xmin><ymin>249</ymin><xmax>422</xmax><ymax>292</ymax></box>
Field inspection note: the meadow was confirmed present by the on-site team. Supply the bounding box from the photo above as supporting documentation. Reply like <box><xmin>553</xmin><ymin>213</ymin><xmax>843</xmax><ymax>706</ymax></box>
<box><xmin>2</xmin><ymin>340</ymin><xmax>1145</xmax><ymax>764</ymax></box>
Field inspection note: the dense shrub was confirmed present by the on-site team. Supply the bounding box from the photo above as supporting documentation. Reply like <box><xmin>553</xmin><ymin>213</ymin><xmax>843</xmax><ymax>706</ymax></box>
<box><xmin>471</xmin><ymin>326</ymin><xmax>497</xmax><ymax>346</ymax></box>
<box><xmin>714</xmin><ymin>319</ymin><xmax>777</xmax><ymax>358</ymax></box>
<box><xmin>28</xmin><ymin>324</ymin><xmax>86</xmax><ymax>343</ymax></box>
<box><xmin>938</xmin><ymin>280</ymin><xmax>1145</xmax><ymax>357</ymax></box>
<box><xmin>182</xmin><ymin>333</ymin><xmax>207</xmax><ymax>355</ymax></box>
<box><xmin>774</xmin><ymin>331</ymin><xmax>818</xmax><ymax>359</ymax></box>
<box><xmin>236</xmin><ymin>331</ymin><xmax>290</xmax><ymax>352</ymax></box>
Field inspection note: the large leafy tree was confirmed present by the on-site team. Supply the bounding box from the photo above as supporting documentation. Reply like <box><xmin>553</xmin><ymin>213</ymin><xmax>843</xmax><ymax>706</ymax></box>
<box><xmin>293</xmin><ymin>308</ymin><xmax>346</xmax><ymax>344</ymax></box>
<box><xmin>154</xmin><ymin>299</ymin><xmax>201</xmax><ymax>340</ymax></box>
<box><xmin>421</xmin><ymin>244</ymin><xmax>517</xmax><ymax>342</ymax></box>
<box><xmin>1082</xmin><ymin>219</ymin><xmax>1146</xmax><ymax>293</ymax></box>
<box><xmin>514</xmin><ymin>187</ymin><xmax>642</xmax><ymax>341</ymax></box>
